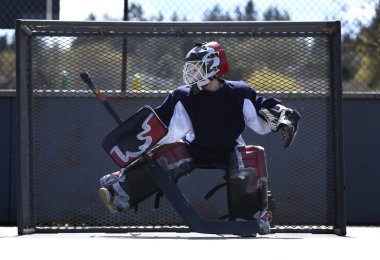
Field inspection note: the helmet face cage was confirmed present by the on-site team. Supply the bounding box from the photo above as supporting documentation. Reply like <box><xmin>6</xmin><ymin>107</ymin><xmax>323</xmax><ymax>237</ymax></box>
<box><xmin>183</xmin><ymin>61</ymin><xmax>211</xmax><ymax>90</ymax></box>
<box><xmin>183</xmin><ymin>42</ymin><xmax>228</xmax><ymax>93</ymax></box>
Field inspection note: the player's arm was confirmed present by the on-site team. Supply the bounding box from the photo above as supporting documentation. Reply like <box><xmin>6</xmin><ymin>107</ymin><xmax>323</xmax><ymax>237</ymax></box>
<box><xmin>154</xmin><ymin>88</ymin><xmax>193</xmax><ymax>145</ymax></box>
<box><xmin>245</xmin><ymin>87</ymin><xmax>301</xmax><ymax>148</ymax></box>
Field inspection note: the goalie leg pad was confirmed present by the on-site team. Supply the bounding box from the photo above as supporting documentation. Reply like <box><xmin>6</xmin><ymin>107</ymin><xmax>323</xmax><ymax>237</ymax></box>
<box><xmin>100</xmin><ymin>142</ymin><xmax>194</xmax><ymax>210</ymax></box>
<box><xmin>116</xmin><ymin>158</ymin><xmax>158</xmax><ymax>208</ymax></box>
<box><xmin>226</xmin><ymin>146</ymin><xmax>269</xmax><ymax>220</ymax></box>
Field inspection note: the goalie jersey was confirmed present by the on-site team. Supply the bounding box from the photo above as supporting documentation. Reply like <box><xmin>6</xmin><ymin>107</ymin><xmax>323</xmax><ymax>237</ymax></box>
<box><xmin>154</xmin><ymin>79</ymin><xmax>281</xmax><ymax>166</ymax></box>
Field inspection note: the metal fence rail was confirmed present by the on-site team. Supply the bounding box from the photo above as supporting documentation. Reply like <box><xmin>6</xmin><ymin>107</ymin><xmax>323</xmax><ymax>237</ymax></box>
<box><xmin>16</xmin><ymin>20</ymin><xmax>345</xmax><ymax>235</ymax></box>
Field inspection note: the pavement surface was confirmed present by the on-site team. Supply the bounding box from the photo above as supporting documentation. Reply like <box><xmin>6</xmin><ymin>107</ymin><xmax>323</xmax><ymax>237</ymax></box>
<box><xmin>1</xmin><ymin>226</ymin><xmax>379</xmax><ymax>260</ymax></box>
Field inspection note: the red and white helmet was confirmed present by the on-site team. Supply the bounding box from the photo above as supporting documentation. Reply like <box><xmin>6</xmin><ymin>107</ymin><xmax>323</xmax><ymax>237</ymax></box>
<box><xmin>183</xmin><ymin>41</ymin><xmax>229</xmax><ymax>94</ymax></box>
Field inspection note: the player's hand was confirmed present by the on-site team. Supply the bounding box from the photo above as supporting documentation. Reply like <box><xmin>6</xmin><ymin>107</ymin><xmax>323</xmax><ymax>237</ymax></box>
<box><xmin>278</xmin><ymin>108</ymin><xmax>301</xmax><ymax>148</ymax></box>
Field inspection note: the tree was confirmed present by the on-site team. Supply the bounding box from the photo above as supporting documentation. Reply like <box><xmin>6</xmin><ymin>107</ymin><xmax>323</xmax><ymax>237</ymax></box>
<box><xmin>263</xmin><ymin>7</ymin><xmax>290</xmax><ymax>21</ymax></box>
<box><xmin>128</xmin><ymin>3</ymin><xmax>145</xmax><ymax>21</ymax></box>
<box><xmin>0</xmin><ymin>36</ymin><xmax>7</xmax><ymax>52</ymax></box>
<box><xmin>352</xmin><ymin>0</ymin><xmax>380</xmax><ymax>90</ymax></box>
<box><xmin>246</xmin><ymin>66</ymin><xmax>303</xmax><ymax>92</ymax></box>
<box><xmin>86</xmin><ymin>13</ymin><xmax>96</xmax><ymax>21</ymax></box>
<box><xmin>341</xmin><ymin>34</ymin><xmax>358</xmax><ymax>83</ymax></box>
<box><xmin>0</xmin><ymin>34</ymin><xmax>16</xmax><ymax>89</ymax></box>
<box><xmin>244</xmin><ymin>0</ymin><xmax>257</xmax><ymax>21</ymax></box>
<box><xmin>0</xmin><ymin>49</ymin><xmax>15</xmax><ymax>89</ymax></box>
<box><xmin>171</xmin><ymin>11</ymin><xmax>179</xmax><ymax>21</ymax></box>
<box><xmin>234</xmin><ymin>0</ymin><xmax>258</xmax><ymax>21</ymax></box>
<box><xmin>203</xmin><ymin>4</ymin><xmax>233</xmax><ymax>21</ymax></box>
<box><xmin>155</xmin><ymin>12</ymin><xmax>164</xmax><ymax>21</ymax></box>
<box><xmin>234</xmin><ymin>7</ymin><xmax>244</xmax><ymax>21</ymax></box>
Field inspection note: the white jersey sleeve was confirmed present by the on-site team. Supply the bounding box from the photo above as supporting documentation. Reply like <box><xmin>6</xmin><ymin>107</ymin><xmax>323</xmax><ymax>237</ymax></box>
<box><xmin>243</xmin><ymin>99</ymin><xmax>271</xmax><ymax>135</ymax></box>
<box><xmin>157</xmin><ymin>101</ymin><xmax>193</xmax><ymax>144</ymax></box>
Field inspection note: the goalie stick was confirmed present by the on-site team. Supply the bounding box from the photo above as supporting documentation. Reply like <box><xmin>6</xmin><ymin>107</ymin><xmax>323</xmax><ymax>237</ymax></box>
<box><xmin>145</xmin><ymin>160</ymin><xmax>260</xmax><ymax>236</ymax></box>
<box><xmin>80</xmin><ymin>71</ymin><xmax>122</xmax><ymax>125</ymax></box>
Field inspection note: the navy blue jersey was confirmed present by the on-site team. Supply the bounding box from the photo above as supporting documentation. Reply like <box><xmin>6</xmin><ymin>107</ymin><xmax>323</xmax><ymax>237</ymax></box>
<box><xmin>154</xmin><ymin>80</ymin><xmax>281</xmax><ymax>165</ymax></box>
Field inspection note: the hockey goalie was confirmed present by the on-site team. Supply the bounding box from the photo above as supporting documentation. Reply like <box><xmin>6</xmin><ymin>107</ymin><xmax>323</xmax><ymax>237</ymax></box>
<box><xmin>98</xmin><ymin>41</ymin><xmax>301</xmax><ymax>235</ymax></box>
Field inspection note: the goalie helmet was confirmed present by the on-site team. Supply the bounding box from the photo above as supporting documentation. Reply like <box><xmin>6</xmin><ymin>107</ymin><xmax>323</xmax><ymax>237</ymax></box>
<box><xmin>183</xmin><ymin>41</ymin><xmax>229</xmax><ymax>94</ymax></box>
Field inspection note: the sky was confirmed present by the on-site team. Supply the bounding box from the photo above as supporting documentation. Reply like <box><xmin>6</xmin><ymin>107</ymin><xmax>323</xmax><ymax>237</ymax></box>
<box><xmin>0</xmin><ymin>0</ymin><xmax>377</xmax><ymax>41</ymax></box>
<box><xmin>59</xmin><ymin>0</ymin><xmax>377</xmax><ymax>35</ymax></box>
<box><xmin>58</xmin><ymin>0</ymin><xmax>376</xmax><ymax>22</ymax></box>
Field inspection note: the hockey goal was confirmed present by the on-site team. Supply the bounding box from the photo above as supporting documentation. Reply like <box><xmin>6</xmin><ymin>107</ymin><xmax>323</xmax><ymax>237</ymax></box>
<box><xmin>16</xmin><ymin>20</ymin><xmax>345</xmax><ymax>235</ymax></box>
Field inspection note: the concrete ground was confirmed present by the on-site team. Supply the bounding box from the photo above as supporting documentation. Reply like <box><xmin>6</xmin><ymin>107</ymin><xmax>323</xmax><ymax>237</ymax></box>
<box><xmin>1</xmin><ymin>226</ymin><xmax>379</xmax><ymax>260</ymax></box>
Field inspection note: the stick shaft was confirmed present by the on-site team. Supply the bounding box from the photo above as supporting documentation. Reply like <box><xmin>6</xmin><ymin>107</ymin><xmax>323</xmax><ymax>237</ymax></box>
<box><xmin>80</xmin><ymin>72</ymin><xmax>122</xmax><ymax>125</ymax></box>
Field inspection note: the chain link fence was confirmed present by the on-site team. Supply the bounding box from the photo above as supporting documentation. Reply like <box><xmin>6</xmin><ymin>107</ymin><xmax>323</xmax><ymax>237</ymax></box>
<box><xmin>1</xmin><ymin>0</ymin><xmax>380</xmax><ymax>92</ymax></box>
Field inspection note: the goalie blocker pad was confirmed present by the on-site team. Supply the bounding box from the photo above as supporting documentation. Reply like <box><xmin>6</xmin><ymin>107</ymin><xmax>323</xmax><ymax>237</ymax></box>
<box><xmin>102</xmin><ymin>106</ymin><xmax>168</xmax><ymax>168</ymax></box>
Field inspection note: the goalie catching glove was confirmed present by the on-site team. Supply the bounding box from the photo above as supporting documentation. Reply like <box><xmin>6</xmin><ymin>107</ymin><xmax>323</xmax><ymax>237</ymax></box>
<box><xmin>259</xmin><ymin>105</ymin><xmax>301</xmax><ymax>148</ymax></box>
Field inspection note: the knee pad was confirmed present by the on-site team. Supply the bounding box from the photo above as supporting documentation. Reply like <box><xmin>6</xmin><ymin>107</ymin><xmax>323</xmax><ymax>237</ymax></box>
<box><xmin>226</xmin><ymin>145</ymin><xmax>269</xmax><ymax>220</ymax></box>
<box><xmin>152</xmin><ymin>142</ymin><xmax>195</xmax><ymax>180</ymax></box>
<box><xmin>109</xmin><ymin>142</ymin><xmax>194</xmax><ymax>208</ymax></box>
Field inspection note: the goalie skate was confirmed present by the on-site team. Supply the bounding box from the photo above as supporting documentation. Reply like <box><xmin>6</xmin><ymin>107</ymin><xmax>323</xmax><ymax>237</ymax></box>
<box><xmin>256</xmin><ymin>211</ymin><xmax>271</xmax><ymax>235</ymax></box>
<box><xmin>98</xmin><ymin>187</ymin><xmax>118</xmax><ymax>214</ymax></box>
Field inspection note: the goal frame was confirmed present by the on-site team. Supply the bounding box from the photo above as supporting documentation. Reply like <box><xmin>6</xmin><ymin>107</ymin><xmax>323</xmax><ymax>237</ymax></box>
<box><xmin>16</xmin><ymin>20</ymin><xmax>345</xmax><ymax>236</ymax></box>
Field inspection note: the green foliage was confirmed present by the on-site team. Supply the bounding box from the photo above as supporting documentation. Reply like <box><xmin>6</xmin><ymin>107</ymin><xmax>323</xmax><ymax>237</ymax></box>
<box><xmin>203</xmin><ymin>4</ymin><xmax>234</xmax><ymax>21</ymax></box>
<box><xmin>31</xmin><ymin>38</ymin><xmax>123</xmax><ymax>91</ymax></box>
<box><xmin>129</xmin><ymin>3</ymin><xmax>146</xmax><ymax>21</ymax></box>
<box><xmin>263</xmin><ymin>6</ymin><xmax>290</xmax><ymax>21</ymax></box>
<box><xmin>0</xmin><ymin>48</ymin><xmax>16</xmax><ymax>89</ymax></box>
<box><xmin>234</xmin><ymin>0</ymin><xmax>257</xmax><ymax>21</ymax></box>
<box><xmin>246</xmin><ymin>66</ymin><xmax>303</xmax><ymax>92</ymax></box>
<box><xmin>343</xmin><ymin>0</ymin><xmax>380</xmax><ymax>91</ymax></box>
<box><xmin>202</xmin><ymin>0</ymin><xmax>287</xmax><ymax>21</ymax></box>
<box><xmin>354</xmin><ymin>22</ymin><xmax>380</xmax><ymax>90</ymax></box>
<box><xmin>341</xmin><ymin>34</ymin><xmax>358</xmax><ymax>82</ymax></box>
<box><xmin>0</xmin><ymin>34</ymin><xmax>16</xmax><ymax>89</ymax></box>
<box><xmin>10</xmin><ymin>0</ymin><xmax>380</xmax><ymax>93</ymax></box>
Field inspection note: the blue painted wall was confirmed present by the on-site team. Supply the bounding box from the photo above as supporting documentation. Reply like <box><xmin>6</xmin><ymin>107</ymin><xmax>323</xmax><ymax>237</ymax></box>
<box><xmin>0</xmin><ymin>95</ymin><xmax>16</xmax><ymax>225</ymax></box>
<box><xmin>343</xmin><ymin>97</ymin><xmax>380</xmax><ymax>224</ymax></box>
<box><xmin>1</xmin><ymin>94</ymin><xmax>379</xmax><ymax>225</ymax></box>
